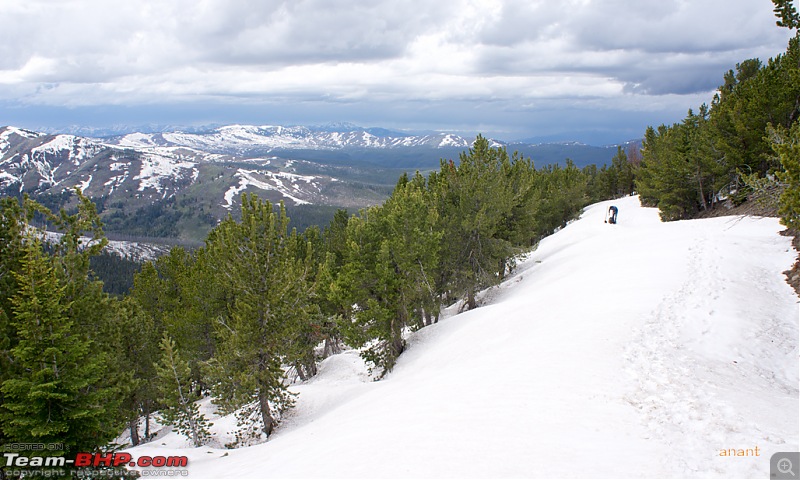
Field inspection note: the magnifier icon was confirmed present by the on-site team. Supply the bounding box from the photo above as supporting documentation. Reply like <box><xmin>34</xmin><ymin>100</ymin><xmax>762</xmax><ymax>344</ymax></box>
<box><xmin>779</xmin><ymin>458</ymin><xmax>795</xmax><ymax>476</ymax></box>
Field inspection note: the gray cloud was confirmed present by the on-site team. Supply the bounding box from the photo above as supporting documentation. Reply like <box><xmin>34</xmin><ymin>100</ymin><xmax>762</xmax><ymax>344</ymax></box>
<box><xmin>0</xmin><ymin>0</ymin><xmax>794</xmax><ymax>143</ymax></box>
<box><xmin>171</xmin><ymin>0</ymin><xmax>453</xmax><ymax>65</ymax></box>
<box><xmin>464</xmin><ymin>0</ymin><xmax>794</xmax><ymax>96</ymax></box>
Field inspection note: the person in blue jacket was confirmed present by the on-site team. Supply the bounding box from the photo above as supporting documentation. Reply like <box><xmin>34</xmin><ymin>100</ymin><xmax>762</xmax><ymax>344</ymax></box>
<box><xmin>606</xmin><ymin>205</ymin><xmax>618</xmax><ymax>224</ymax></box>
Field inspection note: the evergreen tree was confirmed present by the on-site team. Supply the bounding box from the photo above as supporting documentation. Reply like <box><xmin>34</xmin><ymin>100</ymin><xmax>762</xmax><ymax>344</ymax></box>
<box><xmin>530</xmin><ymin>160</ymin><xmax>589</xmax><ymax>236</ymax></box>
<box><xmin>202</xmin><ymin>195</ymin><xmax>318</xmax><ymax>439</ymax></box>
<box><xmin>1</xmin><ymin>236</ymin><xmax>114</xmax><ymax>454</ymax></box>
<box><xmin>154</xmin><ymin>333</ymin><xmax>211</xmax><ymax>447</ymax></box>
<box><xmin>335</xmin><ymin>173</ymin><xmax>442</xmax><ymax>373</ymax></box>
<box><xmin>114</xmin><ymin>296</ymin><xmax>161</xmax><ymax>446</ymax></box>
<box><xmin>772</xmin><ymin>0</ymin><xmax>800</xmax><ymax>29</ymax></box>
<box><xmin>711</xmin><ymin>38</ymin><xmax>800</xmax><ymax>177</ymax></box>
<box><xmin>611</xmin><ymin>146</ymin><xmax>635</xmax><ymax>197</ymax></box>
<box><xmin>0</xmin><ymin>192</ymin><xmax>127</xmax><ymax>460</ymax></box>
<box><xmin>774</xmin><ymin>122</ymin><xmax>800</xmax><ymax>229</ymax></box>
<box><xmin>437</xmin><ymin>136</ymin><xmax>517</xmax><ymax>309</ymax></box>
<box><xmin>0</xmin><ymin>197</ymin><xmax>28</xmax><ymax>448</ymax></box>
<box><xmin>638</xmin><ymin>108</ymin><xmax>728</xmax><ymax>220</ymax></box>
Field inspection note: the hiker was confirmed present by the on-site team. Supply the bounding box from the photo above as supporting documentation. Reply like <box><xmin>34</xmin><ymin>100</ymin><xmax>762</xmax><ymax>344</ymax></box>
<box><xmin>606</xmin><ymin>206</ymin><xmax>618</xmax><ymax>224</ymax></box>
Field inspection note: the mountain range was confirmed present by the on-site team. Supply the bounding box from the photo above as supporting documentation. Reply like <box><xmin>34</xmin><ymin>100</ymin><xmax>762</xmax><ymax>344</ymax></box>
<box><xmin>0</xmin><ymin>124</ymin><xmax>634</xmax><ymax>242</ymax></box>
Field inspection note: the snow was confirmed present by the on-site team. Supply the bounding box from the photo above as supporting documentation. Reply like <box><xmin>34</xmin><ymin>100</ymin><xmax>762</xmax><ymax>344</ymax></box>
<box><xmin>438</xmin><ymin>133</ymin><xmax>469</xmax><ymax>148</ymax></box>
<box><xmin>127</xmin><ymin>196</ymin><xmax>798</xmax><ymax>478</ymax></box>
<box><xmin>135</xmin><ymin>153</ymin><xmax>197</xmax><ymax>193</ymax></box>
<box><xmin>222</xmin><ymin>169</ymin><xmax>322</xmax><ymax>208</ymax></box>
<box><xmin>103</xmin><ymin>238</ymin><xmax>169</xmax><ymax>262</ymax></box>
<box><xmin>30</xmin><ymin>134</ymin><xmax>77</xmax><ymax>155</ymax></box>
<box><xmin>115</xmin><ymin>132</ymin><xmax>162</xmax><ymax>148</ymax></box>
<box><xmin>146</xmin><ymin>125</ymin><xmax>478</xmax><ymax>152</ymax></box>
<box><xmin>76</xmin><ymin>174</ymin><xmax>92</xmax><ymax>193</ymax></box>
<box><xmin>39</xmin><ymin>230</ymin><xmax>167</xmax><ymax>262</ymax></box>
<box><xmin>0</xmin><ymin>126</ymin><xmax>40</xmax><ymax>155</ymax></box>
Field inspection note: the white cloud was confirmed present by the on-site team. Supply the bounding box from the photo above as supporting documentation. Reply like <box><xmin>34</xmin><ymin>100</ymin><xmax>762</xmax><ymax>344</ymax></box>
<box><xmin>0</xmin><ymin>0</ymin><xmax>794</xmax><ymax>141</ymax></box>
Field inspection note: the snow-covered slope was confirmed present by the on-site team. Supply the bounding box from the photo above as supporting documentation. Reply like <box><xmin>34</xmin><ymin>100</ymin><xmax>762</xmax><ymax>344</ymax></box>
<box><xmin>40</xmin><ymin>230</ymin><xmax>170</xmax><ymax>263</ymax></box>
<box><xmin>106</xmin><ymin>125</ymin><xmax>479</xmax><ymax>153</ymax></box>
<box><xmin>129</xmin><ymin>196</ymin><xmax>799</xmax><ymax>478</ymax></box>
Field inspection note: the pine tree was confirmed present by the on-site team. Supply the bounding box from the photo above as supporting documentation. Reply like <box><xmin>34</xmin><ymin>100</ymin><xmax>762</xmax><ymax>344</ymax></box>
<box><xmin>437</xmin><ymin>136</ymin><xmax>517</xmax><ymax>309</ymax></box>
<box><xmin>202</xmin><ymin>195</ymin><xmax>318</xmax><ymax>439</ymax></box>
<box><xmin>154</xmin><ymin>333</ymin><xmax>211</xmax><ymax>447</ymax></box>
<box><xmin>637</xmin><ymin>108</ymin><xmax>728</xmax><ymax>220</ymax></box>
<box><xmin>0</xmin><ymin>236</ymin><xmax>113</xmax><ymax>454</ymax></box>
<box><xmin>610</xmin><ymin>146</ymin><xmax>635</xmax><ymax>197</ymax></box>
<box><xmin>773</xmin><ymin>122</ymin><xmax>800</xmax><ymax>229</ymax></box>
<box><xmin>0</xmin><ymin>197</ymin><xmax>27</xmax><ymax>448</ymax></box>
<box><xmin>711</xmin><ymin>39</ymin><xmax>800</xmax><ymax>177</ymax></box>
<box><xmin>772</xmin><ymin>0</ymin><xmax>800</xmax><ymax>29</ymax></box>
<box><xmin>335</xmin><ymin>172</ymin><xmax>442</xmax><ymax>373</ymax></box>
<box><xmin>114</xmin><ymin>296</ymin><xmax>161</xmax><ymax>446</ymax></box>
<box><xmin>529</xmin><ymin>160</ymin><xmax>589</xmax><ymax>237</ymax></box>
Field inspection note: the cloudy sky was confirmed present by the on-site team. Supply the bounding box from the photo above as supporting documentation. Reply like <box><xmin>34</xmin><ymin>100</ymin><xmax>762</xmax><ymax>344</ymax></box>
<box><xmin>0</xmin><ymin>0</ymin><xmax>794</xmax><ymax>144</ymax></box>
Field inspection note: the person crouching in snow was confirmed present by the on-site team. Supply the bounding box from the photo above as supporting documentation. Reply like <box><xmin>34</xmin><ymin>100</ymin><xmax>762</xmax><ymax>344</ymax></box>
<box><xmin>606</xmin><ymin>205</ymin><xmax>618</xmax><ymax>224</ymax></box>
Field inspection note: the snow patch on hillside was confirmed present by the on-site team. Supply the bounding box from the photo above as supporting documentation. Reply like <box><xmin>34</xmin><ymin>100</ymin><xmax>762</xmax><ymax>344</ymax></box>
<box><xmin>0</xmin><ymin>126</ymin><xmax>41</xmax><ymax>155</ymax></box>
<box><xmin>77</xmin><ymin>174</ymin><xmax>92</xmax><ymax>193</ymax></box>
<box><xmin>135</xmin><ymin>153</ymin><xmax>197</xmax><ymax>194</ymax></box>
<box><xmin>39</xmin><ymin>230</ymin><xmax>166</xmax><ymax>262</ymax></box>
<box><xmin>222</xmin><ymin>169</ymin><xmax>325</xmax><ymax>208</ymax></box>
<box><xmin>31</xmin><ymin>135</ymin><xmax>103</xmax><ymax>167</ymax></box>
<box><xmin>115</xmin><ymin>132</ymin><xmax>163</xmax><ymax>148</ymax></box>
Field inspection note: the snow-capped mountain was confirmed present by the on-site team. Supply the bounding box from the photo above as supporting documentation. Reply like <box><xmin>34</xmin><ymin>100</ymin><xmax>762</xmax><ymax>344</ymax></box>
<box><xmin>0</xmin><ymin>123</ymin><xmax>626</xmax><ymax>243</ymax></box>
<box><xmin>103</xmin><ymin>124</ymin><xmax>478</xmax><ymax>154</ymax></box>
<box><xmin>0</xmin><ymin>126</ymin><xmax>200</xmax><ymax>202</ymax></box>
<box><xmin>0</xmin><ymin>124</ymin><xmax>504</xmax><ymax>219</ymax></box>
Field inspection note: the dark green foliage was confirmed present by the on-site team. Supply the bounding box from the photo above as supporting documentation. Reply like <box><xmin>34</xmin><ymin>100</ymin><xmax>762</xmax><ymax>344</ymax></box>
<box><xmin>333</xmin><ymin>173</ymin><xmax>442</xmax><ymax>372</ymax></box>
<box><xmin>637</xmin><ymin>32</ymin><xmax>800</xmax><ymax>221</ymax></box>
<box><xmin>283</xmin><ymin>204</ymin><xmax>349</xmax><ymax>235</ymax></box>
<box><xmin>0</xmin><ymin>198</ymin><xmax>27</xmax><ymax>448</ymax></box>
<box><xmin>103</xmin><ymin>196</ymin><xmax>183</xmax><ymax>238</ymax></box>
<box><xmin>774</xmin><ymin>122</ymin><xmax>800</xmax><ymax>228</ymax></box>
<box><xmin>436</xmin><ymin>137</ymin><xmax>519</xmax><ymax>309</ymax></box>
<box><xmin>201</xmin><ymin>195</ymin><xmax>319</xmax><ymax>439</ymax></box>
<box><xmin>154</xmin><ymin>334</ymin><xmax>211</xmax><ymax>447</ymax></box>
<box><xmin>711</xmin><ymin>40</ymin><xmax>800</xmax><ymax>177</ymax></box>
<box><xmin>637</xmin><ymin>108</ymin><xmax>729</xmax><ymax>221</ymax></box>
<box><xmin>89</xmin><ymin>251</ymin><xmax>142</xmax><ymax>295</ymax></box>
<box><xmin>0</xmin><ymin>192</ymin><xmax>126</xmax><ymax>461</ymax></box>
<box><xmin>1</xmin><ymin>237</ymin><xmax>106</xmax><ymax>451</ymax></box>
<box><xmin>112</xmin><ymin>296</ymin><xmax>160</xmax><ymax>447</ymax></box>
<box><xmin>530</xmin><ymin>160</ymin><xmax>589</xmax><ymax>237</ymax></box>
<box><xmin>772</xmin><ymin>0</ymin><xmax>800</xmax><ymax>29</ymax></box>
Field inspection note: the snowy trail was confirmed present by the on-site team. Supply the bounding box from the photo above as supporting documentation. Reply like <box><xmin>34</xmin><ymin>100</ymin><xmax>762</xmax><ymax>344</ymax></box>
<box><xmin>129</xmin><ymin>196</ymin><xmax>798</xmax><ymax>478</ymax></box>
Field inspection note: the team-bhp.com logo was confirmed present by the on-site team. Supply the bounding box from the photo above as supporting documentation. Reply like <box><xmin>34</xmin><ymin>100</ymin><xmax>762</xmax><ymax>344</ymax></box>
<box><xmin>3</xmin><ymin>449</ymin><xmax>189</xmax><ymax>477</ymax></box>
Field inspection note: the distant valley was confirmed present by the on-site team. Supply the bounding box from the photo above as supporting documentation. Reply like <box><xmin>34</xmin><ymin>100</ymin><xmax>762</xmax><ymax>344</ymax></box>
<box><xmin>0</xmin><ymin>123</ymin><xmax>634</xmax><ymax>245</ymax></box>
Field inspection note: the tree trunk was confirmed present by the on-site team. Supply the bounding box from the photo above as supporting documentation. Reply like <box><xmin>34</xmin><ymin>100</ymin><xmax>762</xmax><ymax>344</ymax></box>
<box><xmin>323</xmin><ymin>336</ymin><xmax>340</xmax><ymax>357</ymax></box>
<box><xmin>467</xmin><ymin>289</ymin><xmax>477</xmax><ymax>310</ymax></box>
<box><xmin>294</xmin><ymin>362</ymin><xmax>308</xmax><ymax>382</ymax></box>
<box><xmin>390</xmin><ymin>313</ymin><xmax>405</xmax><ymax>359</ymax></box>
<box><xmin>697</xmin><ymin>168</ymin><xmax>708</xmax><ymax>210</ymax></box>
<box><xmin>190</xmin><ymin>418</ymin><xmax>200</xmax><ymax>447</ymax></box>
<box><xmin>129</xmin><ymin>417</ymin><xmax>140</xmax><ymax>447</ymax></box>
<box><xmin>144</xmin><ymin>407</ymin><xmax>151</xmax><ymax>440</ymax></box>
<box><xmin>258</xmin><ymin>391</ymin><xmax>275</xmax><ymax>437</ymax></box>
